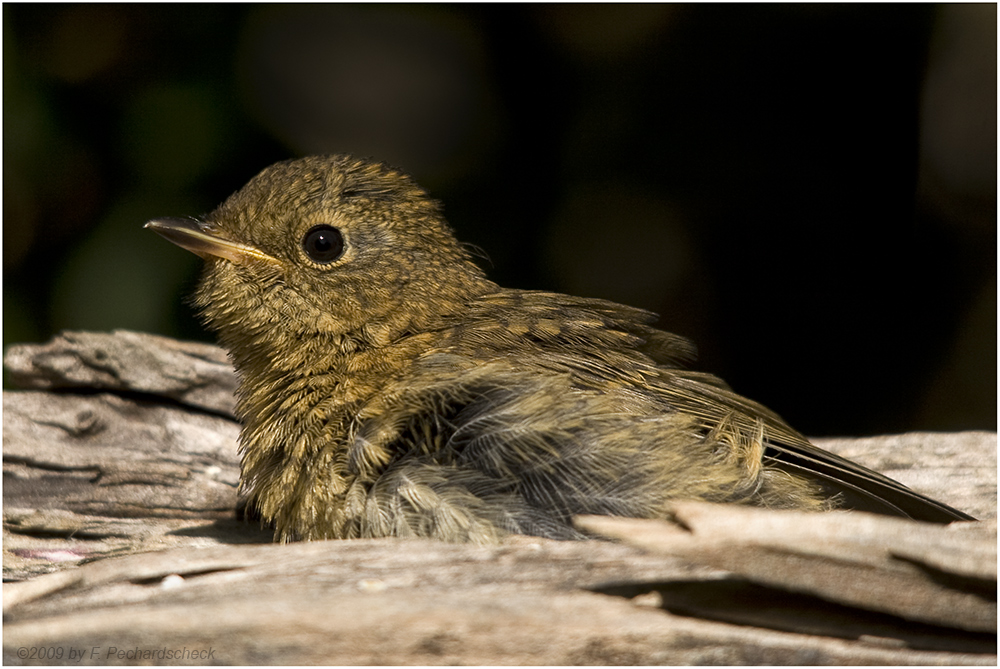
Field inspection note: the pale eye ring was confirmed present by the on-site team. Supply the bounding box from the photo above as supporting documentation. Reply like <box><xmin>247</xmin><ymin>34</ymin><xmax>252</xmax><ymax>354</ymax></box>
<box><xmin>302</xmin><ymin>225</ymin><xmax>344</xmax><ymax>263</ymax></box>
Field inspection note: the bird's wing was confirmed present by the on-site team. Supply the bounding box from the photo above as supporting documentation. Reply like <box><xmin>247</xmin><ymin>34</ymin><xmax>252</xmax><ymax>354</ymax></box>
<box><xmin>656</xmin><ymin>370</ymin><xmax>975</xmax><ymax>523</ymax></box>
<box><xmin>433</xmin><ymin>291</ymin><xmax>974</xmax><ymax>523</ymax></box>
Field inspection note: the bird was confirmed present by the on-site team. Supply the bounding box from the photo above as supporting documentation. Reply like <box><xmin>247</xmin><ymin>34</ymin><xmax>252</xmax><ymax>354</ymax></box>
<box><xmin>146</xmin><ymin>154</ymin><xmax>973</xmax><ymax>543</ymax></box>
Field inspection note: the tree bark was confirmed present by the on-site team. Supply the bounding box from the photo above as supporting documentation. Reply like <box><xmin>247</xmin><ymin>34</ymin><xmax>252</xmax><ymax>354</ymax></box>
<box><xmin>3</xmin><ymin>330</ymin><xmax>996</xmax><ymax>664</ymax></box>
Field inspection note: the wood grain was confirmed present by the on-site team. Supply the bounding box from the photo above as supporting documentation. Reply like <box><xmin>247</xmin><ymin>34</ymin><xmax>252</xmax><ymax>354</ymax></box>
<box><xmin>4</xmin><ymin>330</ymin><xmax>996</xmax><ymax>664</ymax></box>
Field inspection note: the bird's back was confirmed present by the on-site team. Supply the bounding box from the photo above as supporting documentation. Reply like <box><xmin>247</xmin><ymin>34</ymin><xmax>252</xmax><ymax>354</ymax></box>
<box><xmin>337</xmin><ymin>289</ymin><xmax>972</xmax><ymax>542</ymax></box>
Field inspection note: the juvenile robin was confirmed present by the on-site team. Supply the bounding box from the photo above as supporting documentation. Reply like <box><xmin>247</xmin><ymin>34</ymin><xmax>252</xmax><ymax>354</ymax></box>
<box><xmin>146</xmin><ymin>155</ymin><xmax>972</xmax><ymax>543</ymax></box>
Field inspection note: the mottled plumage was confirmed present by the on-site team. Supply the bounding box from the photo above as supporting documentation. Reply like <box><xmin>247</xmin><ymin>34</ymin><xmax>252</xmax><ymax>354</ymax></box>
<box><xmin>146</xmin><ymin>155</ymin><xmax>972</xmax><ymax>543</ymax></box>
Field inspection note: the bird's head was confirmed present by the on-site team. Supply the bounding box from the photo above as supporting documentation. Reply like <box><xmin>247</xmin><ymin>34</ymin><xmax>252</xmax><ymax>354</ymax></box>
<box><xmin>147</xmin><ymin>155</ymin><xmax>493</xmax><ymax>369</ymax></box>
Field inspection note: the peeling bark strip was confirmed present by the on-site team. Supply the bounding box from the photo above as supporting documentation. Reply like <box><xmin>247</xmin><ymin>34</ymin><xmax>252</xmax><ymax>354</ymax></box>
<box><xmin>576</xmin><ymin>504</ymin><xmax>997</xmax><ymax>634</ymax></box>
<box><xmin>4</xmin><ymin>330</ymin><xmax>238</xmax><ymax>416</ymax></box>
<box><xmin>3</xmin><ymin>330</ymin><xmax>997</xmax><ymax>664</ymax></box>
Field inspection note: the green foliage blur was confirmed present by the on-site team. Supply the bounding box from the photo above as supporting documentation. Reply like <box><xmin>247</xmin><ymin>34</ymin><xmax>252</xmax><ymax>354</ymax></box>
<box><xmin>4</xmin><ymin>5</ymin><xmax>995</xmax><ymax>434</ymax></box>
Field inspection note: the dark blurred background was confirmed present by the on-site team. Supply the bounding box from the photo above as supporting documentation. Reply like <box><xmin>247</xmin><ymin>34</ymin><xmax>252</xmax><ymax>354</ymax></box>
<box><xmin>4</xmin><ymin>4</ymin><xmax>996</xmax><ymax>436</ymax></box>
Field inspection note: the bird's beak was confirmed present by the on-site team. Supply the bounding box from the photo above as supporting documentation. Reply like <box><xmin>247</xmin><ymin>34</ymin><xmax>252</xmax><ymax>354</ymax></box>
<box><xmin>144</xmin><ymin>218</ymin><xmax>277</xmax><ymax>264</ymax></box>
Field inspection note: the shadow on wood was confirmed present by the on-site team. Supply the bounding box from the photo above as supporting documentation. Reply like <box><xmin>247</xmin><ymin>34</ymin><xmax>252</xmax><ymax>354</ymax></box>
<box><xmin>3</xmin><ymin>331</ymin><xmax>996</xmax><ymax>664</ymax></box>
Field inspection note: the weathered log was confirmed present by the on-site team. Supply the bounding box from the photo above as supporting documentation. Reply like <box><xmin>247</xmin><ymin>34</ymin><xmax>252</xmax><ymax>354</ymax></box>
<box><xmin>4</xmin><ymin>330</ymin><xmax>237</xmax><ymax>416</ymax></box>
<box><xmin>3</xmin><ymin>331</ymin><xmax>996</xmax><ymax>664</ymax></box>
<box><xmin>577</xmin><ymin>504</ymin><xmax>996</xmax><ymax>634</ymax></box>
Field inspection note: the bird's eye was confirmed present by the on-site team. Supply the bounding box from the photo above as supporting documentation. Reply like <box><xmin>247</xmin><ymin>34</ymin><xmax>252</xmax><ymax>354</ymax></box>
<box><xmin>302</xmin><ymin>225</ymin><xmax>345</xmax><ymax>264</ymax></box>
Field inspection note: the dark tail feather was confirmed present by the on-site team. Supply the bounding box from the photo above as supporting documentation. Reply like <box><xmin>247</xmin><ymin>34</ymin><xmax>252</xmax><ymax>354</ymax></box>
<box><xmin>768</xmin><ymin>447</ymin><xmax>975</xmax><ymax>523</ymax></box>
